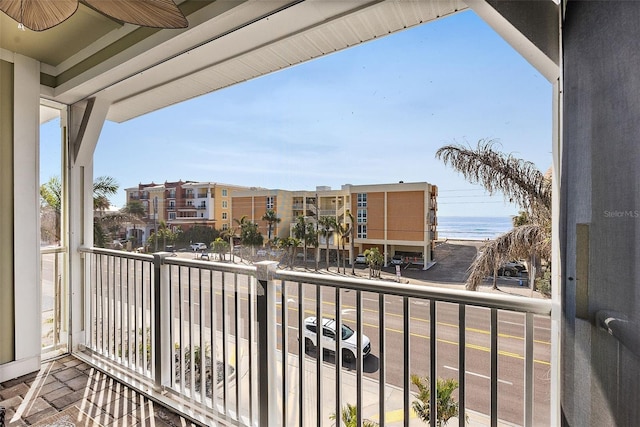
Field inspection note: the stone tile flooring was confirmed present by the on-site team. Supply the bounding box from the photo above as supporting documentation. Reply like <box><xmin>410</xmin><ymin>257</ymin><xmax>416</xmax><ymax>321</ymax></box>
<box><xmin>0</xmin><ymin>355</ymin><xmax>199</xmax><ymax>426</ymax></box>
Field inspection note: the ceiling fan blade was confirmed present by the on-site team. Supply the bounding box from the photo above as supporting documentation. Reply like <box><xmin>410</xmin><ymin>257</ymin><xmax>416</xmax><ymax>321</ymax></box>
<box><xmin>83</xmin><ymin>0</ymin><xmax>187</xmax><ymax>29</ymax></box>
<box><xmin>0</xmin><ymin>0</ymin><xmax>77</xmax><ymax>31</ymax></box>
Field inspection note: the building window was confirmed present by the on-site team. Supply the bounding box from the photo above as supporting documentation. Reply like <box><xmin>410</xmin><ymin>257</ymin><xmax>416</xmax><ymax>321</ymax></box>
<box><xmin>222</xmin><ymin>189</ymin><xmax>228</xmax><ymax>197</ymax></box>
<box><xmin>222</xmin><ymin>200</ymin><xmax>228</xmax><ymax>208</ymax></box>
<box><xmin>357</xmin><ymin>224</ymin><xmax>367</xmax><ymax>239</ymax></box>
<box><xmin>222</xmin><ymin>223</ymin><xmax>229</xmax><ymax>230</ymax></box>
<box><xmin>168</xmin><ymin>190</ymin><xmax>175</xmax><ymax>198</ymax></box>
<box><xmin>357</xmin><ymin>208</ymin><xmax>367</xmax><ymax>223</ymax></box>
<box><xmin>169</xmin><ymin>212</ymin><xmax>176</xmax><ymax>220</ymax></box>
<box><xmin>187</xmin><ymin>200</ymin><xmax>193</xmax><ymax>207</ymax></box>
<box><xmin>357</xmin><ymin>193</ymin><xmax>367</xmax><ymax>207</ymax></box>
<box><xmin>169</xmin><ymin>200</ymin><xmax>175</xmax><ymax>208</ymax></box>
<box><xmin>222</xmin><ymin>212</ymin><xmax>227</xmax><ymax>220</ymax></box>
<box><xmin>266</xmin><ymin>196</ymin><xmax>275</xmax><ymax>209</ymax></box>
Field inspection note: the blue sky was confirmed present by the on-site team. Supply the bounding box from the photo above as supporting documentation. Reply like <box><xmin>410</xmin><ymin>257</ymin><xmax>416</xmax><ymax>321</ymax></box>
<box><xmin>42</xmin><ymin>10</ymin><xmax>552</xmax><ymax>217</ymax></box>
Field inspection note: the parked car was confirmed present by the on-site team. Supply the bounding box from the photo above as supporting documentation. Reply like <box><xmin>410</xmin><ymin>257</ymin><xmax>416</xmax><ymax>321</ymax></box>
<box><xmin>302</xmin><ymin>316</ymin><xmax>371</xmax><ymax>363</ymax></box>
<box><xmin>390</xmin><ymin>254</ymin><xmax>403</xmax><ymax>265</ymax></box>
<box><xmin>355</xmin><ymin>254</ymin><xmax>367</xmax><ymax>264</ymax></box>
<box><xmin>503</xmin><ymin>261</ymin><xmax>526</xmax><ymax>271</ymax></box>
<box><xmin>190</xmin><ymin>242</ymin><xmax>207</xmax><ymax>251</ymax></box>
<box><xmin>497</xmin><ymin>261</ymin><xmax>526</xmax><ymax>277</ymax></box>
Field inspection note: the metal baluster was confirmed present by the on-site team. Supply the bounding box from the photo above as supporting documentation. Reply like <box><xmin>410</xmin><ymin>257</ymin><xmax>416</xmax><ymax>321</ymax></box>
<box><xmin>222</xmin><ymin>272</ymin><xmax>228</xmax><ymax>414</ymax></box>
<box><xmin>379</xmin><ymin>293</ymin><xmax>386</xmax><ymax>427</ymax></box>
<box><xmin>430</xmin><ymin>299</ymin><xmax>437</xmax><ymax>427</ymax></box>
<box><xmin>524</xmin><ymin>312</ymin><xmax>534</xmax><ymax>427</ymax></box>
<box><xmin>335</xmin><ymin>287</ymin><xmax>342</xmax><ymax>427</ymax></box>
<box><xmin>491</xmin><ymin>308</ymin><xmax>498</xmax><ymax>427</ymax></box>
<box><xmin>403</xmin><ymin>296</ymin><xmax>410</xmax><ymax>427</ymax></box>
<box><xmin>298</xmin><ymin>282</ymin><xmax>305</xmax><ymax>427</ymax></box>
<box><xmin>458</xmin><ymin>304</ymin><xmax>466</xmax><ymax>427</ymax></box>
<box><xmin>281</xmin><ymin>279</ymin><xmax>288</xmax><ymax>425</ymax></box>
<box><xmin>356</xmin><ymin>290</ymin><xmax>363</xmax><ymax>427</ymax></box>
<box><xmin>316</xmin><ymin>284</ymin><xmax>323</xmax><ymax>425</ymax></box>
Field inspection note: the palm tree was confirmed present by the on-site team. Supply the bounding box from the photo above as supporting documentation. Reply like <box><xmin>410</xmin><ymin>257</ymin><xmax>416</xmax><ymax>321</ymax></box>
<box><xmin>411</xmin><ymin>374</ymin><xmax>460</xmax><ymax>426</ymax></box>
<box><xmin>346</xmin><ymin>210</ymin><xmax>356</xmax><ymax>275</ymax></box>
<box><xmin>121</xmin><ymin>200</ymin><xmax>147</xmax><ymax>246</ymax></box>
<box><xmin>93</xmin><ymin>176</ymin><xmax>119</xmax><ymax>211</ymax></box>
<box><xmin>329</xmin><ymin>404</ymin><xmax>379</xmax><ymax>427</ymax></box>
<box><xmin>261</xmin><ymin>209</ymin><xmax>281</xmax><ymax>243</ymax></box>
<box><xmin>364</xmin><ymin>247</ymin><xmax>383</xmax><ymax>278</ymax></box>
<box><xmin>318</xmin><ymin>216</ymin><xmax>336</xmax><ymax>270</ymax></box>
<box><xmin>236</xmin><ymin>216</ymin><xmax>263</xmax><ymax>256</ymax></box>
<box><xmin>435</xmin><ymin>139</ymin><xmax>551</xmax><ymax>291</ymax></box>
<box><xmin>335</xmin><ymin>219</ymin><xmax>352</xmax><ymax>274</ymax></box>
<box><xmin>292</xmin><ymin>216</ymin><xmax>311</xmax><ymax>264</ymax></box>
<box><xmin>220</xmin><ymin>227</ymin><xmax>235</xmax><ymax>262</ymax></box>
<box><xmin>40</xmin><ymin>175</ymin><xmax>119</xmax><ymax>246</ymax></box>
<box><xmin>212</xmin><ymin>237</ymin><xmax>230</xmax><ymax>261</ymax></box>
<box><xmin>276</xmin><ymin>237</ymin><xmax>300</xmax><ymax>268</ymax></box>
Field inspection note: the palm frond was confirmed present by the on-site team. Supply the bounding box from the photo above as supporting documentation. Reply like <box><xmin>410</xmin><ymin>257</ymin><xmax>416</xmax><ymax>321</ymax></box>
<box><xmin>435</xmin><ymin>139</ymin><xmax>551</xmax><ymax>221</ymax></box>
<box><xmin>93</xmin><ymin>175</ymin><xmax>119</xmax><ymax>199</ymax></box>
<box><xmin>466</xmin><ymin>224</ymin><xmax>550</xmax><ymax>290</ymax></box>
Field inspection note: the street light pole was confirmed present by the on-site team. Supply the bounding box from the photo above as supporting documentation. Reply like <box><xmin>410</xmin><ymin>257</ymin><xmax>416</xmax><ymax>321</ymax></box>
<box><xmin>154</xmin><ymin>196</ymin><xmax>158</xmax><ymax>252</ymax></box>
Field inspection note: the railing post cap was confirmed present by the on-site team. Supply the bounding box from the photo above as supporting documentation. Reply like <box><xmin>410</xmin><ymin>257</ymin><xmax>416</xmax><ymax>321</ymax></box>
<box><xmin>152</xmin><ymin>251</ymin><xmax>174</xmax><ymax>263</ymax></box>
<box><xmin>256</xmin><ymin>260</ymin><xmax>278</xmax><ymax>281</ymax></box>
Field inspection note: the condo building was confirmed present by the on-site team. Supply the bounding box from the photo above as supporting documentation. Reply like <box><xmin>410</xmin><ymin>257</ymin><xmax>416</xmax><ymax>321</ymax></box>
<box><xmin>124</xmin><ymin>181</ymin><xmax>251</xmax><ymax>243</ymax></box>
<box><xmin>232</xmin><ymin>182</ymin><xmax>438</xmax><ymax>267</ymax></box>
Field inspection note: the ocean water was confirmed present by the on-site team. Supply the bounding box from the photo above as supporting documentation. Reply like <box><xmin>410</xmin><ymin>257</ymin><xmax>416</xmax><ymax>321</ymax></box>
<box><xmin>437</xmin><ymin>216</ymin><xmax>513</xmax><ymax>240</ymax></box>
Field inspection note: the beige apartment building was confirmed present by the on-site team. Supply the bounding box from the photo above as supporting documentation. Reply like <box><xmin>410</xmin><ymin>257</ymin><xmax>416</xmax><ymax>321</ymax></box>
<box><xmin>232</xmin><ymin>182</ymin><xmax>438</xmax><ymax>267</ymax></box>
<box><xmin>124</xmin><ymin>180</ymin><xmax>250</xmax><ymax>243</ymax></box>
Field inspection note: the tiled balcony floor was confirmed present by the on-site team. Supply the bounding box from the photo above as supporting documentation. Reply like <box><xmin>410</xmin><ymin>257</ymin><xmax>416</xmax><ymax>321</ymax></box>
<box><xmin>0</xmin><ymin>355</ymin><xmax>199</xmax><ymax>426</ymax></box>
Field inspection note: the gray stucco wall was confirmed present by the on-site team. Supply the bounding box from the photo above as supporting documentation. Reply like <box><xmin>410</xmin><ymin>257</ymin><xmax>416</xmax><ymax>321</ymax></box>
<box><xmin>562</xmin><ymin>2</ymin><xmax>640</xmax><ymax>425</ymax></box>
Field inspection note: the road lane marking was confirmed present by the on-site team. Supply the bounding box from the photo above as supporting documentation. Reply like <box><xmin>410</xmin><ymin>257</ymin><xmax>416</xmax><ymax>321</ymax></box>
<box><xmin>277</xmin><ymin>308</ymin><xmax>551</xmax><ymax>366</ymax></box>
<box><xmin>295</xmin><ymin>294</ymin><xmax>552</xmax><ymax>345</ymax></box>
<box><xmin>280</xmin><ymin>303</ymin><xmax>552</xmax><ymax>347</ymax></box>
<box><xmin>208</xmin><ymin>290</ymin><xmax>551</xmax><ymax>348</ymax></box>
<box><xmin>218</xmin><ymin>288</ymin><xmax>551</xmax><ymax>339</ymax></box>
<box><xmin>443</xmin><ymin>365</ymin><xmax>513</xmax><ymax>385</ymax></box>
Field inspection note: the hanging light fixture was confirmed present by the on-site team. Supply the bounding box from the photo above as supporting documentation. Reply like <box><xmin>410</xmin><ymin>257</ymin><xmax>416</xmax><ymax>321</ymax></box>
<box><xmin>16</xmin><ymin>0</ymin><xmax>24</xmax><ymax>30</ymax></box>
<box><xmin>0</xmin><ymin>0</ymin><xmax>188</xmax><ymax>32</ymax></box>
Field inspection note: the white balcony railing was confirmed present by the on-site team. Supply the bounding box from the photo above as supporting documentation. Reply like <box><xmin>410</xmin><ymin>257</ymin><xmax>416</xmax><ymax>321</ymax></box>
<box><xmin>79</xmin><ymin>247</ymin><xmax>552</xmax><ymax>427</ymax></box>
<box><xmin>41</xmin><ymin>246</ymin><xmax>68</xmax><ymax>357</ymax></box>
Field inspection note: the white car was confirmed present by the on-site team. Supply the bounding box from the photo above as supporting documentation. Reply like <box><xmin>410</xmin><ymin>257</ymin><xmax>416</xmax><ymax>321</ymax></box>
<box><xmin>303</xmin><ymin>317</ymin><xmax>371</xmax><ymax>362</ymax></box>
<box><xmin>190</xmin><ymin>242</ymin><xmax>207</xmax><ymax>251</ymax></box>
<box><xmin>355</xmin><ymin>254</ymin><xmax>367</xmax><ymax>264</ymax></box>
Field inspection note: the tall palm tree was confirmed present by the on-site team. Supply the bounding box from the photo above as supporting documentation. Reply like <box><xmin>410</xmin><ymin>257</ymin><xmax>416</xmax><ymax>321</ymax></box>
<box><xmin>346</xmin><ymin>210</ymin><xmax>356</xmax><ymax>275</ymax></box>
<box><xmin>335</xmin><ymin>219</ymin><xmax>352</xmax><ymax>274</ymax></box>
<box><xmin>318</xmin><ymin>216</ymin><xmax>336</xmax><ymax>270</ymax></box>
<box><xmin>293</xmin><ymin>216</ymin><xmax>309</xmax><ymax>264</ymax></box>
<box><xmin>435</xmin><ymin>139</ymin><xmax>551</xmax><ymax>291</ymax></box>
<box><xmin>261</xmin><ymin>209</ymin><xmax>281</xmax><ymax>243</ymax></box>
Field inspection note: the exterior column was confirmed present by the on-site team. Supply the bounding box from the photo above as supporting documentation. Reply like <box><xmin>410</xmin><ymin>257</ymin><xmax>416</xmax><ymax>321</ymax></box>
<box><xmin>68</xmin><ymin>97</ymin><xmax>110</xmax><ymax>351</ymax></box>
<box><xmin>0</xmin><ymin>55</ymin><xmax>42</xmax><ymax>381</ymax></box>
